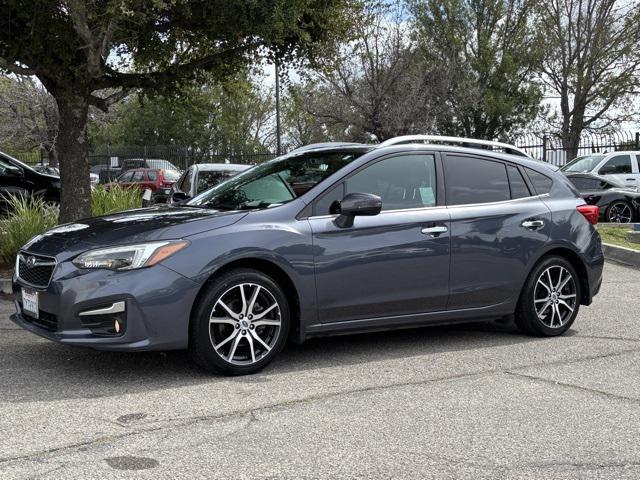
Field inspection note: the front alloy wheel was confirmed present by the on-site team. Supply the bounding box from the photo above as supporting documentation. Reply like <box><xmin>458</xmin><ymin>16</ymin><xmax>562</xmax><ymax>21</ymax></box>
<box><xmin>209</xmin><ymin>283</ymin><xmax>282</xmax><ymax>365</ymax></box>
<box><xmin>189</xmin><ymin>268</ymin><xmax>290</xmax><ymax>375</ymax></box>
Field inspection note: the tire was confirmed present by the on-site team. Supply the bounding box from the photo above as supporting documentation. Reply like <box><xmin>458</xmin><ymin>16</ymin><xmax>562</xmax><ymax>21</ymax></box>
<box><xmin>515</xmin><ymin>255</ymin><xmax>581</xmax><ymax>336</ymax></box>
<box><xmin>605</xmin><ymin>200</ymin><xmax>634</xmax><ymax>223</ymax></box>
<box><xmin>189</xmin><ymin>268</ymin><xmax>290</xmax><ymax>375</ymax></box>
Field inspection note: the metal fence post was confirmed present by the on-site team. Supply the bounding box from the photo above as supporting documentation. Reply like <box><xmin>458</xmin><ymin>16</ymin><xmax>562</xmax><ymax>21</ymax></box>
<box><xmin>635</xmin><ymin>132</ymin><xmax>639</xmax><ymax>150</ymax></box>
<box><xmin>542</xmin><ymin>134</ymin><xmax>548</xmax><ymax>163</ymax></box>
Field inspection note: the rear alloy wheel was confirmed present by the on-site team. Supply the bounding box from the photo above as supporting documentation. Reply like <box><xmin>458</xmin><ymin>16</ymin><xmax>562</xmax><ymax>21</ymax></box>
<box><xmin>515</xmin><ymin>256</ymin><xmax>581</xmax><ymax>336</ymax></box>
<box><xmin>606</xmin><ymin>201</ymin><xmax>633</xmax><ymax>223</ymax></box>
<box><xmin>189</xmin><ymin>269</ymin><xmax>290</xmax><ymax>375</ymax></box>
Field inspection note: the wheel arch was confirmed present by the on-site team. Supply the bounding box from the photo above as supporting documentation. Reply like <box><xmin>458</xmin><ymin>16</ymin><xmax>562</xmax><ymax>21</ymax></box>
<box><xmin>526</xmin><ymin>246</ymin><xmax>591</xmax><ymax>305</ymax></box>
<box><xmin>189</xmin><ymin>257</ymin><xmax>304</xmax><ymax>344</ymax></box>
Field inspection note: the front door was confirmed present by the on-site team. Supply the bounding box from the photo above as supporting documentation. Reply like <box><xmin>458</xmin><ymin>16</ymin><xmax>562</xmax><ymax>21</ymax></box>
<box><xmin>308</xmin><ymin>153</ymin><xmax>451</xmax><ymax>324</ymax></box>
<box><xmin>598</xmin><ymin>153</ymin><xmax>639</xmax><ymax>187</ymax></box>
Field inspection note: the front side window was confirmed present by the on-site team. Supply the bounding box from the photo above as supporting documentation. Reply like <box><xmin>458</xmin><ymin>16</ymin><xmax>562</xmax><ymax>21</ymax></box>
<box><xmin>147</xmin><ymin>170</ymin><xmax>158</xmax><ymax>181</ymax></box>
<box><xmin>188</xmin><ymin>150</ymin><xmax>366</xmax><ymax>210</ymax></box>
<box><xmin>599</xmin><ymin>155</ymin><xmax>633</xmax><ymax>175</ymax></box>
<box><xmin>131</xmin><ymin>171</ymin><xmax>145</xmax><ymax>182</ymax></box>
<box><xmin>444</xmin><ymin>155</ymin><xmax>510</xmax><ymax>205</ymax></box>
<box><xmin>118</xmin><ymin>171</ymin><xmax>134</xmax><ymax>183</ymax></box>
<box><xmin>343</xmin><ymin>154</ymin><xmax>437</xmax><ymax>211</ymax></box>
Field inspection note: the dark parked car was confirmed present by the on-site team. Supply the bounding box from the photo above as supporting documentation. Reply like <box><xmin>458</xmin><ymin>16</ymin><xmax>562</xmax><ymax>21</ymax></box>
<box><xmin>0</xmin><ymin>151</ymin><xmax>61</xmax><ymax>213</ymax></box>
<box><xmin>168</xmin><ymin>163</ymin><xmax>250</xmax><ymax>203</ymax></box>
<box><xmin>11</xmin><ymin>136</ymin><xmax>604</xmax><ymax>376</ymax></box>
<box><xmin>564</xmin><ymin>172</ymin><xmax>640</xmax><ymax>223</ymax></box>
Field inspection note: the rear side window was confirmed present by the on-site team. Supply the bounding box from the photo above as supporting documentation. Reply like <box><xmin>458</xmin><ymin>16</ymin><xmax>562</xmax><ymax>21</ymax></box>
<box><xmin>131</xmin><ymin>171</ymin><xmax>145</xmax><ymax>182</ymax></box>
<box><xmin>444</xmin><ymin>155</ymin><xmax>510</xmax><ymax>205</ymax></box>
<box><xmin>506</xmin><ymin>165</ymin><xmax>531</xmax><ymax>199</ymax></box>
<box><xmin>525</xmin><ymin>168</ymin><xmax>553</xmax><ymax>195</ymax></box>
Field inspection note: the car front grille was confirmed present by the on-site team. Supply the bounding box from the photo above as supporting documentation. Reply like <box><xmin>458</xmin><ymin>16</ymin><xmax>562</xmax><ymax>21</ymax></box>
<box><xmin>20</xmin><ymin>306</ymin><xmax>58</xmax><ymax>332</ymax></box>
<box><xmin>17</xmin><ymin>253</ymin><xmax>56</xmax><ymax>288</ymax></box>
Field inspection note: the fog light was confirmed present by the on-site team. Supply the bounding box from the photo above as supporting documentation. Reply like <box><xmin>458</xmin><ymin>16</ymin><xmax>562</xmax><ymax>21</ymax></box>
<box><xmin>115</xmin><ymin>319</ymin><xmax>121</xmax><ymax>334</ymax></box>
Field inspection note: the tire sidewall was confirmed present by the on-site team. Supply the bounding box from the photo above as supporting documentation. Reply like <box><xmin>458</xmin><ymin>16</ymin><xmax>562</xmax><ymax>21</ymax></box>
<box><xmin>520</xmin><ymin>256</ymin><xmax>581</xmax><ymax>336</ymax></box>
<box><xmin>190</xmin><ymin>269</ymin><xmax>290</xmax><ymax>375</ymax></box>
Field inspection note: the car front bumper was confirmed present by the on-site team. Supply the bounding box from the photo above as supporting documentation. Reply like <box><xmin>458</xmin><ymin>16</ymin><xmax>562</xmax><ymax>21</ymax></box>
<box><xmin>11</xmin><ymin>261</ymin><xmax>200</xmax><ymax>351</ymax></box>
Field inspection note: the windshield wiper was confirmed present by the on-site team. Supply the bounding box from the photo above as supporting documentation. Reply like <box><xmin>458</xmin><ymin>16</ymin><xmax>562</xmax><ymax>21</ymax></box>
<box><xmin>237</xmin><ymin>201</ymin><xmax>272</xmax><ymax>210</ymax></box>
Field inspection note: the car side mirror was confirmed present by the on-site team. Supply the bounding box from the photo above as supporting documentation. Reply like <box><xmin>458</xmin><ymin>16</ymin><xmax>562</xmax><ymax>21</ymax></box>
<box><xmin>599</xmin><ymin>166</ymin><xmax>616</xmax><ymax>175</ymax></box>
<box><xmin>4</xmin><ymin>166</ymin><xmax>23</xmax><ymax>177</ymax></box>
<box><xmin>332</xmin><ymin>192</ymin><xmax>382</xmax><ymax>228</ymax></box>
<box><xmin>170</xmin><ymin>191</ymin><xmax>191</xmax><ymax>204</ymax></box>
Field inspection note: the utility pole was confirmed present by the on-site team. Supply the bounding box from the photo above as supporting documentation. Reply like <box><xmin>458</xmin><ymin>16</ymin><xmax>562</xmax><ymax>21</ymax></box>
<box><xmin>275</xmin><ymin>57</ymin><xmax>282</xmax><ymax>156</ymax></box>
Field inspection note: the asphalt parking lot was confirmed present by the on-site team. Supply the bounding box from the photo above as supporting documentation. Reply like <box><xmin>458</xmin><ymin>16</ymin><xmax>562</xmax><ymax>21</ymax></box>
<box><xmin>1</xmin><ymin>262</ymin><xmax>639</xmax><ymax>479</ymax></box>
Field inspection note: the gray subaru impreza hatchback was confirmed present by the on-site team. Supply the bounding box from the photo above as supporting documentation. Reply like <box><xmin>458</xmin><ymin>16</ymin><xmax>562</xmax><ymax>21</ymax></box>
<box><xmin>12</xmin><ymin>136</ymin><xmax>604</xmax><ymax>375</ymax></box>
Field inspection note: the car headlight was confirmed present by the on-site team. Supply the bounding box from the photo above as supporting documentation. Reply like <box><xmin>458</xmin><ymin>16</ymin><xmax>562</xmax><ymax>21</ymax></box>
<box><xmin>73</xmin><ymin>240</ymin><xmax>189</xmax><ymax>271</ymax></box>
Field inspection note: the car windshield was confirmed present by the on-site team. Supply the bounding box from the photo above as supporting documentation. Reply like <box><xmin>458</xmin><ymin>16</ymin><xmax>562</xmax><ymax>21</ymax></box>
<box><xmin>561</xmin><ymin>154</ymin><xmax>604</xmax><ymax>172</ymax></box>
<box><xmin>187</xmin><ymin>150</ymin><xmax>367</xmax><ymax>210</ymax></box>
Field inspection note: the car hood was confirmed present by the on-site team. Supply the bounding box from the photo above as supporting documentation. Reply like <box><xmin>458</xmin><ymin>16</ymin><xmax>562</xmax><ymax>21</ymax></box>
<box><xmin>22</xmin><ymin>205</ymin><xmax>248</xmax><ymax>260</ymax></box>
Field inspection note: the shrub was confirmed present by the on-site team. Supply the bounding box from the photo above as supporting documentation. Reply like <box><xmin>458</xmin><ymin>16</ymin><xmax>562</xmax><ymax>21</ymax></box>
<box><xmin>0</xmin><ymin>194</ymin><xmax>59</xmax><ymax>266</ymax></box>
<box><xmin>0</xmin><ymin>187</ymin><xmax>143</xmax><ymax>268</ymax></box>
<box><xmin>91</xmin><ymin>185</ymin><xmax>143</xmax><ymax>217</ymax></box>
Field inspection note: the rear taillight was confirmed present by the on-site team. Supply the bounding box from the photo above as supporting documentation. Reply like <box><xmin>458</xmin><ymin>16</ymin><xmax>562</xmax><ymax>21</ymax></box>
<box><xmin>577</xmin><ymin>204</ymin><xmax>599</xmax><ymax>225</ymax></box>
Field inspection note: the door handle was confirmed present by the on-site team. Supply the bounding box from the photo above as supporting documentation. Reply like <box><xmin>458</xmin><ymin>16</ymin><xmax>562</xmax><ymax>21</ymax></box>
<box><xmin>626</xmin><ymin>178</ymin><xmax>636</xmax><ymax>181</ymax></box>
<box><xmin>522</xmin><ymin>219</ymin><xmax>545</xmax><ymax>229</ymax></box>
<box><xmin>421</xmin><ymin>225</ymin><xmax>448</xmax><ymax>236</ymax></box>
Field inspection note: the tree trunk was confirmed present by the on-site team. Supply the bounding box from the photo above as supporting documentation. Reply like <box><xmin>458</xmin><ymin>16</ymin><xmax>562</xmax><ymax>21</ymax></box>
<box><xmin>47</xmin><ymin>147</ymin><xmax>58</xmax><ymax>168</ymax></box>
<box><xmin>56</xmin><ymin>93</ymin><xmax>91</xmax><ymax>223</ymax></box>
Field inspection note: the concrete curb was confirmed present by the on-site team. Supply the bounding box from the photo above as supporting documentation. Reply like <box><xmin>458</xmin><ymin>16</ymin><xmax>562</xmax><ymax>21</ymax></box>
<box><xmin>0</xmin><ymin>277</ymin><xmax>12</xmax><ymax>295</ymax></box>
<box><xmin>602</xmin><ymin>243</ymin><xmax>640</xmax><ymax>269</ymax></box>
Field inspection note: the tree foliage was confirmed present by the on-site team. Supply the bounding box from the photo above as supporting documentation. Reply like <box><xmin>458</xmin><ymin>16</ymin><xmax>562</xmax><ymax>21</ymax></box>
<box><xmin>411</xmin><ymin>0</ymin><xmax>544</xmax><ymax>140</ymax></box>
<box><xmin>0</xmin><ymin>0</ymin><xmax>359</xmax><ymax>221</ymax></box>
<box><xmin>0</xmin><ymin>75</ymin><xmax>59</xmax><ymax>164</ymax></box>
<box><xmin>90</xmin><ymin>72</ymin><xmax>275</xmax><ymax>157</ymax></box>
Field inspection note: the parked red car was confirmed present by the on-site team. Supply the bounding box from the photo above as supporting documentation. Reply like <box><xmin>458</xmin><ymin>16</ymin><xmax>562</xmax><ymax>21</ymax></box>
<box><xmin>108</xmin><ymin>168</ymin><xmax>181</xmax><ymax>202</ymax></box>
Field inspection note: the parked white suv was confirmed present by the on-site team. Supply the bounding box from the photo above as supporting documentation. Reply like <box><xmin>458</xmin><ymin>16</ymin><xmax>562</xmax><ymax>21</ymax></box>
<box><xmin>561</xmin><ymin>152</ymin><xmax>640</xmax><ymax>189</ymax></box>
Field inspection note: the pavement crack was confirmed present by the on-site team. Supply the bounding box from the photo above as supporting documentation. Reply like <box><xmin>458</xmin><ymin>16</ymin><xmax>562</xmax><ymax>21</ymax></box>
<box><xmin>504</xmin><ymin>371</ymin><xmax>640</xmax><ymax>405</ymax></box>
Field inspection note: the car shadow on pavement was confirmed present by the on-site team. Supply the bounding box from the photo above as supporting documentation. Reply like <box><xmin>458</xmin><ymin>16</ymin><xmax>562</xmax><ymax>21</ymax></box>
<box><xmin>0</xmin><ymin>319</ymin><xmax>546</xmax><ymax>403</ymax></box>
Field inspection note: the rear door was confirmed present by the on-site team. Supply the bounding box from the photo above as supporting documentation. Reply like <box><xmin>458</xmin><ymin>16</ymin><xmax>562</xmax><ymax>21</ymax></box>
<box><xmin>597</xmin><ymin>153</ymin><xmax>638</xmax><ymax>187</ymax></box>
<box><xmin>444</xmin><ymin>154</ymin><xmax>551</xmax><ymax>310</ymax></box>
<box><xmin>309</xmin><ymin>152</ymin><xmax>451</xmax><ymax>324</ymax></box>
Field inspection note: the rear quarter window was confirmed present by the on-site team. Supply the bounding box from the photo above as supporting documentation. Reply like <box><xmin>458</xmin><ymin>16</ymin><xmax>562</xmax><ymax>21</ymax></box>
<box><xmin>525</xmin><ymin>168</ymin><xmax>553</xmax><ymax>195</ymax></box>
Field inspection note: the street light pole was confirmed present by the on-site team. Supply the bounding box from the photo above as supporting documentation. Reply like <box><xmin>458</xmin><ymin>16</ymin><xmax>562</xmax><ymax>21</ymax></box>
<box><xmin>275</xmin><ymin>57</ymin><xmax>282</xmax><ymax>156</ymax></box>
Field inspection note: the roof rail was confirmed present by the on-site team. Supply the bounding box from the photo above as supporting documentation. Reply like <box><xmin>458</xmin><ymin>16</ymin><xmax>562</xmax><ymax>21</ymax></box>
<box><xmin>377</xmin><ymin>135</ymin><xmax>531</xmax><ymax>158</ymax></box>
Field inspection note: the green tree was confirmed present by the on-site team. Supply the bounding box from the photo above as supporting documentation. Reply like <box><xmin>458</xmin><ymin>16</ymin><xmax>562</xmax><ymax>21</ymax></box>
<box><xmin>90</xmin><ymin>73</ymin><xmax>275</xmax><ymax>157</ymax></box>
<box><xmin>0</xmin><ymin>0</ymin><xmax>358</xmax><ymax>221</ymax></box>
<box><xmin>411</xmin><ymin>0</ymin><xmax>544</xmax><ymax>140</ymax></box>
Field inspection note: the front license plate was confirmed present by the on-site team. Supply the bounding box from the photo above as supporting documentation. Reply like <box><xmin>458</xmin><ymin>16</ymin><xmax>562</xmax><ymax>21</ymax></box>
<box><xmin>21</xmin><ymin>289</ymin><xmax>39</xmax><ymax>319</ymax></box>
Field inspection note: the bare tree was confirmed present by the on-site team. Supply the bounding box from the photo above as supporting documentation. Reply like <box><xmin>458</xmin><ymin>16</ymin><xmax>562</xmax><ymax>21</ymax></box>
<box><xmin>537</xmin><ymin>0</ymin><xmax>640</xmax><ymax>159</ymax></box>
<box><xmin>306</xmin><ymin>1</ymin><xmax>447</xmax><ymax>142</ymax></box>
<box><xmin>0</xmin><ymin>76</ymin><xmax>59</xmax><ymax>164</ymax></box>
